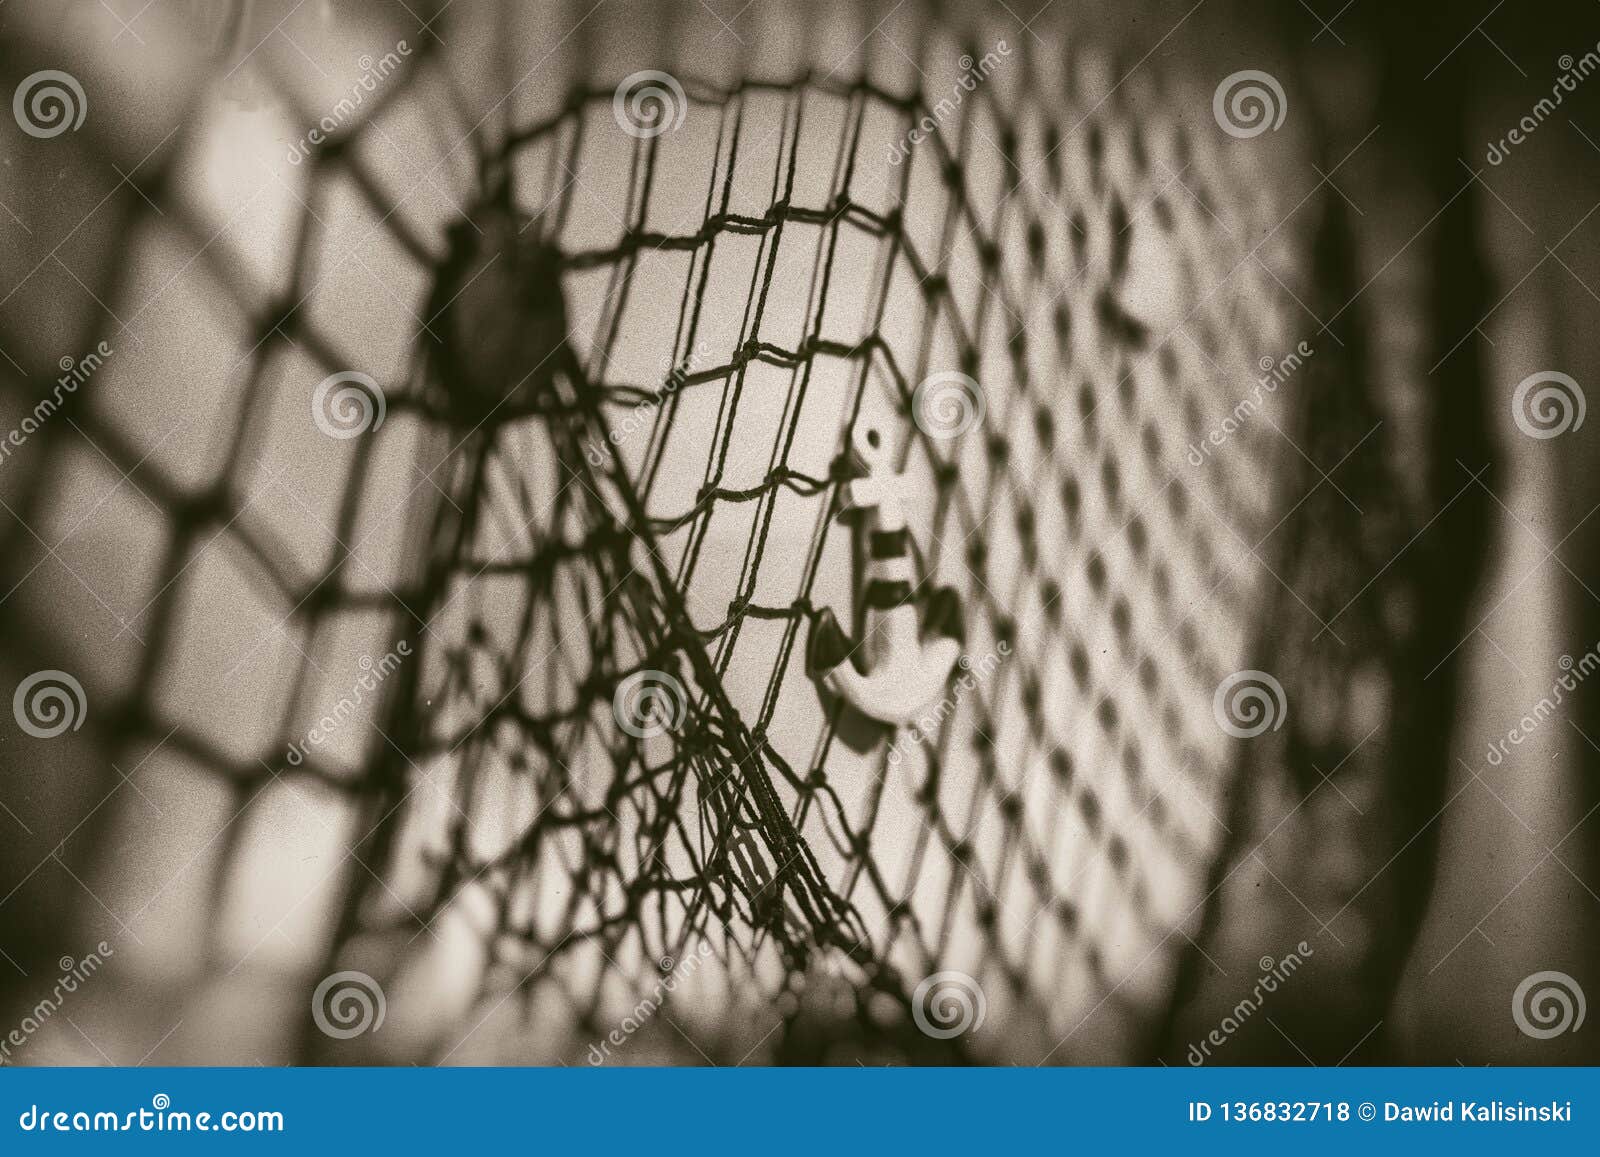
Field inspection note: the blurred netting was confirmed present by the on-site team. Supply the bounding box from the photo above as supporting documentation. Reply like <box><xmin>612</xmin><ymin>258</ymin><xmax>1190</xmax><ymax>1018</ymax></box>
<box><xmin>7</xmin><ymin>1</ymin><xmax>1318</xmax><ymax>1063</ymax></box>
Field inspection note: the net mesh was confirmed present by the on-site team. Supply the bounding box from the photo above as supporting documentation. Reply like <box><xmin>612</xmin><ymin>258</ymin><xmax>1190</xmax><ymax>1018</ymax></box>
<box><xmin>0</xmin><ymin>0</ymin><xmax>1340</xmax><ymax>1064</ymax></box>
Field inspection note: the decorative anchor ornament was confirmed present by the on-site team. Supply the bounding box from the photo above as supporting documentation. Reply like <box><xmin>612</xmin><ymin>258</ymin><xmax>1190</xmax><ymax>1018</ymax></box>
<box><xmin>807</xmin><ymin>405</ymin><xmax>965</xmax><ymax>728</ymax></box>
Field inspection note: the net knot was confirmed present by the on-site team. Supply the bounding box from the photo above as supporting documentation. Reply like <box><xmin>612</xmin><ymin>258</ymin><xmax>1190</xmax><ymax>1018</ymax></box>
<box><xmin>424</xmin><ymin>202</ymin><xmax>574</xmax><ymax>424</ymax></box>
<box><xmin>257</xmin><ymin>298</ymin><xmax>301</xmax><ymax>344</ymax></box>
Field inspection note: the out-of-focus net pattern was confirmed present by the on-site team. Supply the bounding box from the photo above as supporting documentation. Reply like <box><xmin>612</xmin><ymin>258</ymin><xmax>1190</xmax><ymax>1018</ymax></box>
<box><xmin>4</xmin><ymin>1</ymin><xmax>1311</xmax><ymax>1063</ymax></box>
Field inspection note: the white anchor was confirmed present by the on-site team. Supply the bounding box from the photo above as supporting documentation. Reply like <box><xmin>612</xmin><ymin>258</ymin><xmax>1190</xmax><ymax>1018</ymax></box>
<box><xmin>808</xmin><ymin>403</ymin><xmax>963</xmax><ymax>726</ymax></box>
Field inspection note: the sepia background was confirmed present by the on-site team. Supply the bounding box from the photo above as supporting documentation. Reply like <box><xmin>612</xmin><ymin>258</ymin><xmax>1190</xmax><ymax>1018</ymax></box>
<box><xmin>0</xmin><ymin>0</ymin><xmax>1596</xmax><ymax>1066</ymax></box>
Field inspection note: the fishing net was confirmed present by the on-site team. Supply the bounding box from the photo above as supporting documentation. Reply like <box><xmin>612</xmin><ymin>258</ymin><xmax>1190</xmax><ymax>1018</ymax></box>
<box><xmin>0</xmin><ymin>0</ymin><xmax>1484</xmax><ymax>1065</ymax></box>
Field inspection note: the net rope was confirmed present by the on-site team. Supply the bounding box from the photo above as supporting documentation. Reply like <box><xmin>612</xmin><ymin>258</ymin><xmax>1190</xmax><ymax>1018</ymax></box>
<box><xmin>5</xmin><ymin>1</ymin><xmax>1323</xmax><ymax>1063</ymax></box>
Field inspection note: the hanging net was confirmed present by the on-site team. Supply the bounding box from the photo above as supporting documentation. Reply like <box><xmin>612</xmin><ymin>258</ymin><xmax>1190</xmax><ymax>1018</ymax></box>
<box><xmin>0</xmin><ymin>0</ymin><xmax>1473</xmax><ymax>1066</ymax></box>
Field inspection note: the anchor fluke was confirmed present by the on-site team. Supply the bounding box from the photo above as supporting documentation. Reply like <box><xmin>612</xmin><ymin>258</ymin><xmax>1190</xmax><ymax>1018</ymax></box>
<box><xmin>922</xmin><ymin>586</ymin><xmax>965</xmax><ymax>646</ymax></box>
<box><xmin>807</xmin><ymin>607</ymin><xmax>854</xmax><ymax>674</ymax></box>
<box><xmin>816</xmin><ymin>629</ymin><xmax>962</xmax><ymax>726</ymax></box>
